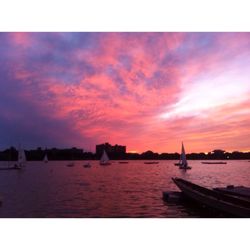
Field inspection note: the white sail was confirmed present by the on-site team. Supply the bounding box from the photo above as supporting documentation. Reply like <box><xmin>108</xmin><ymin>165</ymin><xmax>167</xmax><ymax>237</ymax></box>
<box><xmin>180</xmin><ymin>142</ymin><xmax>187</xmax><ymax>166</ymax></box>
<box><xmin>100</xmin><ymin>149</ymin><xmax>109</xmax><ymax>163</ymax></box>
<box><xmin>15</xmin><ymin>146</ymin><xmax>26</xmax><ymax>169</ymax></box>
<box><xmin>18</xmin><ymin>148</ymin><xmax>26</xmax><ymax>164</ymax></box>
<box><xmin>176</xmin><ymin>142</ymin><xmax>191</xmax><ymax>169</ymax></box>
<box><xmin>43</xmin><ymin>154</ymin><xmax>48</xmax><ymax>162</ymax></box>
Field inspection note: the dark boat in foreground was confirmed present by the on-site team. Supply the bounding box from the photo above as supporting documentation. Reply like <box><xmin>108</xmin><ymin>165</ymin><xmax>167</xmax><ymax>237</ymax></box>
<box><xmin>201</xmin><ymin>161</ymin><xmax>227</xmax><ymax>164</ymax></box>
<box><xmin>172</xmin><ymin>178</ymin><xmax>250</xmax><ymax>217</ymax></box>
<box><xmin>144</xmin><ymin>161</ymin><xmax>159</xmax><ymax>164</ymax></box>
<box><xmin>119</xmin><ymin>161</ymin><xmax>129</xmax><ymax>164</ymax></box>
<box><xmin>214</xmin><ymin>186</ymin><xmax>250</xmax><ymax>200</ymax></box>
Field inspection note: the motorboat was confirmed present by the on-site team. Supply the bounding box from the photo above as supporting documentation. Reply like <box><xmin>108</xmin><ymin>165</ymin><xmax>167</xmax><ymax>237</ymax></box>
<box><xmin>172</xmin><ymin>177</ymin><xmax>250</xmax><ymax>217</ymax></box>
<box><xmin>214</xmin><ymin>185</ymin><xmax>250</xmax><ymax>200</ymax></box>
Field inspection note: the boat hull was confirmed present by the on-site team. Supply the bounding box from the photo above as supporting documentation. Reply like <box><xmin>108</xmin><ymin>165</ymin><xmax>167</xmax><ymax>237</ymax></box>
<box><xmin>201</xmin><ymin>162</ymin><xmax>227</xmax><ymax>164</ymax></box>
<box><xmin>179</xmin><ymin>166</ymin><xmax>192</xmax><ymax>170</ymax></box>
<box><xmin>100</xmin><ymin>162</ymin><xmax>111</xmax><ymax>166</ymax></box>
<box><xmin>0</xmin><ymin>166</ymin><xmax>21</xmax><ymax>171</ymax></box>
<box><xmin>172</xmin><ymin>178</ymin><xmax>250</xmax><ymax>217</ymax></box>
<box><xmin>83</xmin><ymin>164</ymin><xmax>91</xmax><ymax>168</ymax></box>
<box><xmin>214</xmin><ymin>186</ymin><xmax>250</xmax><ymax>200</ymax></box>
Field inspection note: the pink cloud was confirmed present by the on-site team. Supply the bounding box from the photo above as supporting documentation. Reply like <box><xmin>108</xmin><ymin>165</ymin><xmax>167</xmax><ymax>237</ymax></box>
<box><xmin>9</xmin><ymin>32</ymin><xmax>33</xmax><ymax>48</ymax></box>
<box><xmin>2</xmin><ymin>33</ymin><xmax>250</xmax><ymax>152</ymax></box>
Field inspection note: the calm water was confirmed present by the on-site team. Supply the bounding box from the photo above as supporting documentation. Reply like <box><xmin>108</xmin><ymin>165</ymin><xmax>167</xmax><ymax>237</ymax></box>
<box><xmin>0</xmin><ymin>160</ymin><xmax>249</xmax><ymax>218</ymax></box>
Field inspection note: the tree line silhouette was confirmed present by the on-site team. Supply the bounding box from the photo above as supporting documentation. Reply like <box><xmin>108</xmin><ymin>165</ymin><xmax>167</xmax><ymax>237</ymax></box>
<box><xmin>0</xmin><ymin>147</ymin><xmax>249</xmax><ymax>161</ymax></box>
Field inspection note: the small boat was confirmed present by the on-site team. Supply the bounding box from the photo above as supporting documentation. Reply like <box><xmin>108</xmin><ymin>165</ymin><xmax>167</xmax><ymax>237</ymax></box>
<box><xmin>100</xmin><ymin>150</ymin><xmax>111</xmax><ymax>166</ymax></box>
<box><xmin>0</xmin><ymin>166</ymin><xmax>21</xmax><ymax>171</ymax></box>
<box><xmin>119</xmin><ymin>161</ymin><xmax>129</xmax><ymax>164</ymax></box>
<box><xmin>43</xmin><ymin>154</ymin><xmax>48</xmax><ymax>163</ymax></box>
<box><xmin>201</xmin><ymin>161</ymin><xmax>227</xmax><ymax>164</ymax></box>
<box><xmin>144</xmin><ymin>161</ymin><xmax>159</xmax><ymax>164</ymax></box>
<box><xmin>174</xmin><ymin>163</ymin><xmax>182</xmax><ymax>166</ymax></box>
<box><xmin>172</xmin><ymin>177</ymin><xmax>250</xmax><ymax>217</ymax></box>
<box><xmin>175</xmin><ymin>142</ymin><xmax>191</xmax><ymax>169</ymax></box>
<box><xmin>83</xmin><ymin>162</ymin><xmax>91</xmax><ymax>168</ymax></box>
<box><xmin>66</xmin><ymin>162</ymin><xmax>74</xmax><ymax>167</ymax></box>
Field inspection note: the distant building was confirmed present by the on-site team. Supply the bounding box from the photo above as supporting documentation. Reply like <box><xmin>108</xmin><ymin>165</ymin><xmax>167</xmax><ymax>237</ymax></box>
<box><xmin>212</xmin><ymin>149</ymin><xmax>225</xmax><ymax>156</ymax></box>
<box><xmin>96</xmin><ymin>142</ymin><xmax>126</xmax><ymax>156</ymax></box>
<box><xmin>212</xmin><ymin>149</ymin><xmax>225</xmax><ymax>154</ymax></box>
<box><xmin>210</xmin><ymin>149</ymin><xmax>226</xmax><ymax>159</ymax></box>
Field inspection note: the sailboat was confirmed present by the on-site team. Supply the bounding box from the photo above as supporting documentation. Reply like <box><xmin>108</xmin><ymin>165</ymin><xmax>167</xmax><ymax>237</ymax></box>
<box><xmin>0</xmin><ymin>146</ymin><xmax>25</xmax><ymax>171</ymax></box>
<box><xmin>100</xmin><ymin>149</ymin><xmax>111</xmax><ymax>166</ymax></box>
<box><xmin>175</xmin><ymin>142</ymin><xmax>191</xmax><ymax>170</ymax></box>
<box><xmin>43</xmin><ymin>154</ymin><xmax>48</xmax><ymax>163</ymax></box>
<box><xmin>14</xmin><ymin>146</ymin><xmax>26</xmax><ymax>169</ymax></box>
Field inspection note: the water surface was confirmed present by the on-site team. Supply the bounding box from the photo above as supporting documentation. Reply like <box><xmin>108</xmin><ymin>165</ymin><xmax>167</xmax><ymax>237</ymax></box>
<box><xmin>0</xmin><ymin>160</ymin><xmax>249</xmax><ymax>217</ymax></box>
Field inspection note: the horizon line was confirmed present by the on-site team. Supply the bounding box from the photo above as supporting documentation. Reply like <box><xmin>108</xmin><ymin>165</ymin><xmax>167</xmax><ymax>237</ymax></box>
<box><xmin>0</xmin><ymin>146</ymin><xmax>250</xmax><ymax>155</ymax></box>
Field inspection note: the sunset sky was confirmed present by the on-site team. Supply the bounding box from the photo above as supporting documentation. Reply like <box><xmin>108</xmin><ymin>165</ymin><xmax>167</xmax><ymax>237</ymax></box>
<box><xmin>0</xmin><ymin>32</ymin><xmax>250</xmax><ymax>153</ymax></box>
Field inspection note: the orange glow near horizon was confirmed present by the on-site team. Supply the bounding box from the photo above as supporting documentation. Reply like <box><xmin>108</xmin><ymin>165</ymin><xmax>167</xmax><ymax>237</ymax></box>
<box><xmin>0</xmin><ymin>33</ymin><xmax>250</xmax><ymax>153</ymax></box>
<box><xmin>128</xmin><ymin>151</ymin><xmax>138</xmax><ymax>154</ymax></box>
